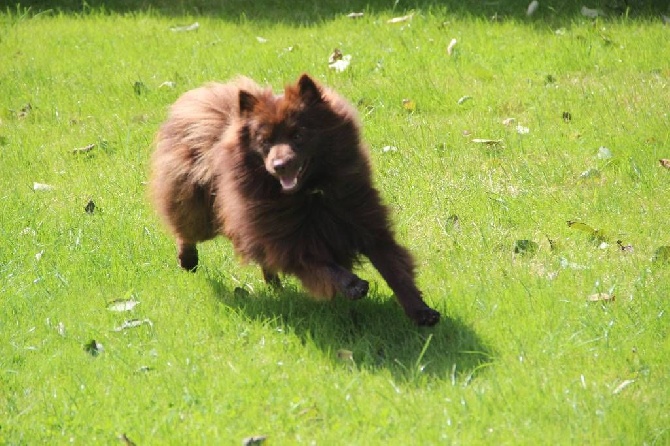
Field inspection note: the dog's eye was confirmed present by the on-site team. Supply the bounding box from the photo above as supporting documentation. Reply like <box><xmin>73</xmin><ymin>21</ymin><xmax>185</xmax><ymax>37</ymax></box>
<box><xmin>292</xmin><ymin>128</ymin><xmax>306</xmax><ymax>143</ymax></box>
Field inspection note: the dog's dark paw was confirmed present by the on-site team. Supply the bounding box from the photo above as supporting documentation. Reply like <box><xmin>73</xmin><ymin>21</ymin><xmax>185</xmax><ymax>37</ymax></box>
<box><xmin>178</xmin><ymin>247</ymin><xmax>199</xmax><ymax>272</ymax></box>
<box><xmin>343</xmin><ymin>277</ymin><xmax>369</xmax><ymax>300</ymax></box>
<box><xmin>262</xmin><ymin>269</ymin><xmax>282</xmax><ymax>289</ymax></box>
<box><xmin>413</xmin><ymin>307</ymin><xmax>441</xmax><ymax>326</ymax></box>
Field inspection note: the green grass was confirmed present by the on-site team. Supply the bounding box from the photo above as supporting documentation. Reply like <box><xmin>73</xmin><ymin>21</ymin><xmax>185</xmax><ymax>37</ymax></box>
<box><xmin>1</xmin><ymin>3</ymin><xmax>669</xmax><ymax>444</ymax></box>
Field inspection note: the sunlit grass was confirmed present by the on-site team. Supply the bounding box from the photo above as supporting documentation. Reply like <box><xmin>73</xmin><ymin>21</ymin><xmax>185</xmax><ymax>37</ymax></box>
<box><xmin>1</xmin><ymin>5</ymin><xmax>669</xmax><ymax>444</ymax></box>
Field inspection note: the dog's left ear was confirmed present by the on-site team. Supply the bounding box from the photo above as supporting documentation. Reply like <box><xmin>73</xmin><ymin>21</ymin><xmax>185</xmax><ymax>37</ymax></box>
<box><xmin>297</xmin><ymin>74</ymin><xmax>323</xmax><ymax>106</ymax></box>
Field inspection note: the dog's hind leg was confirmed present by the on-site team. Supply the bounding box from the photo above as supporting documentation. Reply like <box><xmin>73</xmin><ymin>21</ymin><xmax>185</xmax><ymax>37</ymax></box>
<box><xmin>262</xmin><ymin>268</ymin><xmax>282</xmax><ymax>290</ymax></box>
<box><xmin>295</xmin><ymin>263</ymin><xmax>369</xmax><ymax>301</ymax></box>
<box><xmin>177</xmin><ymin>240</ymin><xmax>199</xmax><ymax>271</ymax></box>
<box><xmin>326</xmin><ymin>264</ymin><xmax>369</xmax><ymax>300</ymax></box>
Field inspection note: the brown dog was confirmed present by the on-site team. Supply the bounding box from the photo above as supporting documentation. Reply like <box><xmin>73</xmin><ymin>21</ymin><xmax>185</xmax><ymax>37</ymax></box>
<box><xmin>150</xmin><ymin>74</ymin><xmax>440</xmax><ymax>326</ymax></box>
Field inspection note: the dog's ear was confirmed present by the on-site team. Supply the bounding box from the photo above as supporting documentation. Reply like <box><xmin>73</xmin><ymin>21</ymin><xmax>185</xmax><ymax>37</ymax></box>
<box><xmin>239</xmin><ymin>90</ymin><xmax>258</xmax><ymax>115</ymax></box>
<box><xmin>297</xmin><ymin>74</ymin><xmax>323</xmax><ymax>106</ymax></box>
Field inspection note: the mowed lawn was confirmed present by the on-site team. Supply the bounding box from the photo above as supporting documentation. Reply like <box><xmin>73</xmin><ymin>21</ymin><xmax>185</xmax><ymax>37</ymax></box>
<box><xmin>1</xmin><ymin>2</ymin><xmax>669</xmax><ymax>444</ymax></box>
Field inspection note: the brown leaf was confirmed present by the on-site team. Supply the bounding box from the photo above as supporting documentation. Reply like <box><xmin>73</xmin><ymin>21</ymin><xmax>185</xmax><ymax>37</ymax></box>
<box><xmin>387</xmin><ymin>13</ymin><xmax>413</xmax><ymax>24</ymax></box>
<box><xmin>587</xmin><ymin>293</ymin><xmax>615</xmax><ymax>303</ymax></box>
<box><xmin>72</xmin><ymin>143</ymin><xmax>95</xmax><ymax>154</ymax></box>
<box><xmin>659</xmin><ymin>159</ymin><xmax>670</xmax><ymax>169</ymax></box>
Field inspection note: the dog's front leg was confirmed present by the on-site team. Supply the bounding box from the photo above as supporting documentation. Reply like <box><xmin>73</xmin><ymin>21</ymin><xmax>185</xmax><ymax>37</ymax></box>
<box><xmin>364</xmin><ymin>238</ymin><xmax>441</xmax><ymax>326</ymax></box>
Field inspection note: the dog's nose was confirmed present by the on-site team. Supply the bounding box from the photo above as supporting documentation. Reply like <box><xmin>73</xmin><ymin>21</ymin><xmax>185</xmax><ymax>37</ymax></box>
<box><xmin>273</xmin><ymin>159</ymin><xmax>287</xmax><ymax>174</ymax></box>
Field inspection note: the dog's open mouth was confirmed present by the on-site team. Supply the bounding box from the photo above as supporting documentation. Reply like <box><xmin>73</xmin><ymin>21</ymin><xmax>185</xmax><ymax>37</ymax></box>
<box><xmin>277</xmin><ymin>161</ymin><xmax>307</xmax><ymax>193</ymax></box>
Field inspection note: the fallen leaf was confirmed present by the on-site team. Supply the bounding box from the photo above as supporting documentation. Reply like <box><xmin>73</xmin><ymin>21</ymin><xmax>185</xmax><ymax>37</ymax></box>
<box><xmin>567</xmin><ymin>221</ymin><xmax>594</xmax><ymax>235</ymax></box>
<box><xmin>170</xmin><ymin>22</ymin><xmax>199</xmax><ymax>32</ymax></box>
<box><xmin>33</xmin><ymin>182</ymin><xmax>54</xmax><ymax>191</ymax></box>
<box><xmin>616</xmin><ymin>240</ymin><xmax>634</xmax><ymax>253</ymax></box>
<box><xmin>328</xmin><ymin>48</ymin><xmax>343</xmax><ymax>64</ymax></box>
<box><xmin>72</xmin><ymin>143</ymin><xmax>95</xmax><ymax>154</ymax></box>
<box><xmin>84</xmin><ymin>339</ymin><xmax>104</xmax><ymax>356</ymax></box>
<box><xmin>472</xmin><ymin>138</ymin><xmax>503</xmax><ymax>146</ymax></box>
<box><xmin>612</xmin><ymin>379</ymin><xmax>634</xmax><ymax>395</ymax></box>
<box><xmin>113</xmin><ymin>319</ymin><xmax>153</xmax><ymax>332</ymax></box>
<box><xmin>347</xmin><ymin>12</ymin><xmax>364</xmax><ymax>18</ymax></box>
<box><xmin>84</xmin><ymin>200</ymin><xmax>96</xmax><ymax>214</ymax></box>
<box><xmin>579</xmin><ymin>168</ymin><xmax>601</xmax><ymax>179</ymax></box>
<box><xmin>597</xmin><ymin>146</ymin><xmax>612</xmax><ymax>159</ymax></box>
<box><xmin>567</xmin><ymin>220</ymin><xmax>606</xmax><ymax>242</ymax></box>
<box><xmin>447</xmin><ymin>38</ymin><xmax>457</xmax><ymax>55</ymax></box>
<box><xmin>337</xmin><ymin>349</ymin><xmax>354</xmax><ymax>361</ymax></box>
<box><xmin>107</xmin><ymin>298</ymin><xmax>140</xmax><ymax>312</ymax></box>
<box><xmin>659</xmin><ymin>159</ymin><xmax>670</xmax><ymax>169</ymax></box>
<box><xmin>581</xmin><ymin>6</ymin><xmax>604</xmax><ymax>18</ymax></box>
<box><xmin>526</xmin><ymin>0</ymin><xmax>539</xmax><ymax>16</ymax></box>
<box><xmin>387</xmin><ymin>13</ymin><xmax>413</xmax><ymax>24</ymax></box>
<box><xmin>328</xmin><ymin>49</ymin><xmax>351</xmax><ymax>72</ymax></box>
<box><xmin>516</xmin><ymin>125</ymin><xmax>530</xmax><ymax>135</ymax></box>
<box><xmin>15</xmin><ymin>103</ymin><xmax>32</xmax><ymax>119</ymax></box>
<box><xmin>457</xmin><ymin>95</ymin><xmax>472</xmax><ymax>105</ymax></box>
<box><xmin>242</xmin><ymin>436</ymin><xmax>267</xmax><ymax>446</ymax></box>
<box><xmin>402</xmin><ymin>98</ymin><xmax>416</xmax><ymax>111</ymax></box>
<box><xmin>587</xmin><ymin>293</ymin><xmax>615</xmax><ymax>302</ymax></box>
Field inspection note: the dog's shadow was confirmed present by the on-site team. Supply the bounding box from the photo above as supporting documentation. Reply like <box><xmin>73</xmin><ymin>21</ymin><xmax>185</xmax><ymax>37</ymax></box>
<box><xmin>208</xmin><ymin>275</ymin><xmax>493</xmax><ymax>385</ymax></box>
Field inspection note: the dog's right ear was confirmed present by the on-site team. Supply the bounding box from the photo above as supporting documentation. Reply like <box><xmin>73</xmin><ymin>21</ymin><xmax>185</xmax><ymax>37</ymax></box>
<box><xmin>239</xmin><ymin>90</ymin><xmax>258</xmax><ymax>115</ymax></box>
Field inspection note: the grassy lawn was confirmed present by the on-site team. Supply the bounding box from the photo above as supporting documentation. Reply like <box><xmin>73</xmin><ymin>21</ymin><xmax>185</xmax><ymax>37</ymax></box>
<box><xmin>1</xmin><ymin>1</ymin><xmax>669</xmax><ymax>444</ymax></box>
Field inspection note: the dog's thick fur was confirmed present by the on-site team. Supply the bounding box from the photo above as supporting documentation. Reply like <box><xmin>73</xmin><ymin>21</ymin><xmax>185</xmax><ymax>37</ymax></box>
<box><xmin>150</xmin><ymin>74</ymin><xmax>440</xmax><ymax>326</ymax></box>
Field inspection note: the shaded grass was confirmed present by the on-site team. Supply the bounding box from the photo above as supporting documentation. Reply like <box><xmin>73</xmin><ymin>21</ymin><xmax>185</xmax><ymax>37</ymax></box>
<box><xmin>1</xmin><ymin>5</ymin><xmax>669</xmax><ymax>445</ymax></box>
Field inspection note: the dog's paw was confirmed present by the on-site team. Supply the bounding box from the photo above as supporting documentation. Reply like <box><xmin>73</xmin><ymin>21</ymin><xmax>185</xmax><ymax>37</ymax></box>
<box><xmin>262</xmin><ymin>270</ymin><xmax>282</xmax><ymax>289</ymax></box>
<box><xmin>178</xmin><ymin>247</ymin><xmax>199</xmax><ymax>272</ymax></box>
<box><xmin>343</xmin><ymin>277</ymin><xmax>369</xmax><ymax>300</ymax></box>
<box><xmin>413</xmin><ymin>307</ymin><xmax>441</xmax><ymax>326</ymax></box>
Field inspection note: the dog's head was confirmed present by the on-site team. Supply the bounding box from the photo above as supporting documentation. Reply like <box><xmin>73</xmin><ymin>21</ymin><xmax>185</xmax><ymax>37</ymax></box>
<box><xmin>238</xmin><ymin>74</ymin><xmax>333</xmax><ymax>194</ymax></box>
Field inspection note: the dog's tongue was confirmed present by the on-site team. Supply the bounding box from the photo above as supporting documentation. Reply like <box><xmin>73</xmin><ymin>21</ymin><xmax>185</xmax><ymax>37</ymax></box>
<box><xmin>279</xmin><ymin>174</ymin><xmax>299</xmax><ymax>191</ymax></box>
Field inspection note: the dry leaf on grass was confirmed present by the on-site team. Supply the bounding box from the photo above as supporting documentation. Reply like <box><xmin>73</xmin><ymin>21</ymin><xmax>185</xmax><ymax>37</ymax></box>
<box><xmin>337</xmin><ymin>349</ymin><xmax>354</xmax><ymax>361</ymax></box>
<box><xmin>659</xmin><ymin>159</ymin><xmax>670</xmax><ymax>169</ymax></box>
<box><xmin>612</xmin><ymin>379</ymin><xmax>635</xmax><ymax>395</ymax></box>
<box><xmin>33</xmin><ymin>182</ymin><xmax>54</xmax><ymax>191</ymax></box>
<box><xmin>170</xmin><ymin>22</ymin><xmax>199</xmax><ymax>32</ymax></box>
<box><xmin>72</xmin><ymin>143</ymin><xmax>95</xmax><ymax>154</ymax></box>
<box><xmin>581</xmin><ymin>6</ymin><xmax>604</xmax><ymax>18</ymax></box>
<box><xmin>84</xmin><ymin>339</ymin><xmax>104</xmax><ymax>356</ymax></box>
<box><xmin>113</xmin><ymin>319</ymin><xmax>153</xmax><ymax>332</ymax></box>
<box><xmin>387</xmin><ymin>13</ymin><xmax>413</xmax><ymax>24</ymax></box>
<box><xmin>587</xmin><ymin>293</ymin><xmax>615</xmax><ymax>303</ymax></box>
<box><xmin>447</xmin><ymin>38</ymin><xmax>457</xmax><ymax>55</ymax></box>
<box><xmin>242</xmin><ymin>436</ymin><xmax>267</xmax><ymax>446</ymax></box>
<box><xmin>472</xmin><ymin>138</ymin><xmax>503</xmax><ymax>146</ymax></box>
<box><xmin>107</xmin><ymin>298</ymin><xmax>140</xmax><ymax>312</ymax></box>
<box><xmin>457</xmin><ymin>95</ymin><xmax>472</xmax><ymax>105</ymax></box>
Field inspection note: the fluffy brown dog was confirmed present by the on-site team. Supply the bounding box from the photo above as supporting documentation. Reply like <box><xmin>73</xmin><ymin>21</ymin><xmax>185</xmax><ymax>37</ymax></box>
<box><xmin>150</xmin><ymin>74</ymin><xmax>440</xmax><ymax>326</ymax></box>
